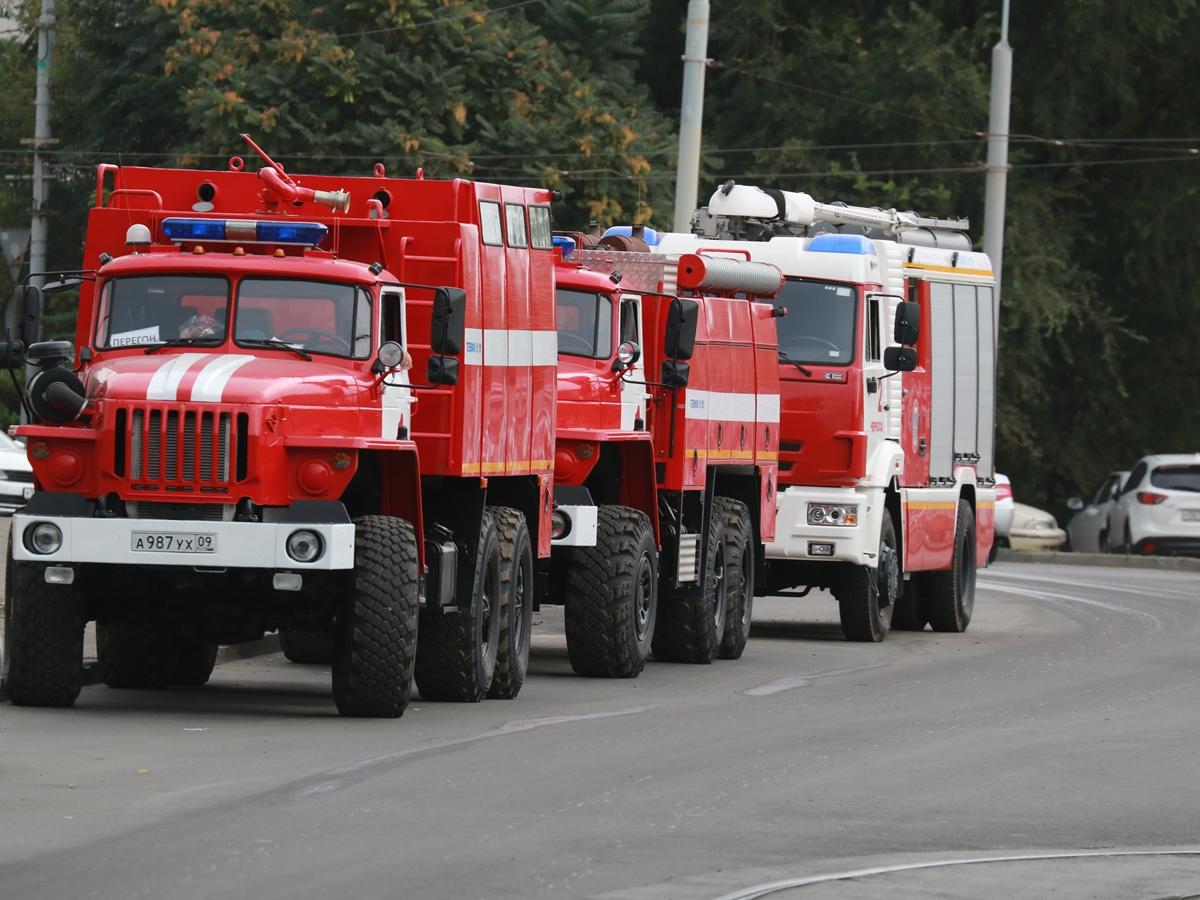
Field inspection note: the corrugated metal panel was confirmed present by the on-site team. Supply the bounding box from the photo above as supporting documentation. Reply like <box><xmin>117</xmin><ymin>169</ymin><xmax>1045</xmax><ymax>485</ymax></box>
<box><xmin>952</xmin><ymin>284</ymin><xmax>979</xmax><ymax>460</ymax></box>
<box><xmin>929</xmin><ymin>283</ymin><xmax>955</xmax><ymax>481</ymax></box>
<box><xmin>976</xmin><ymin>286</ymin><xmax>996</xmax><ymax>476</ymax></box>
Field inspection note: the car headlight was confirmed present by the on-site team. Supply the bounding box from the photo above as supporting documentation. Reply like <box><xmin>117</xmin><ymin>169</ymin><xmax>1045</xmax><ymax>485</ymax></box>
<box><xmin>808</xmin><ymin>503</ymin><xmax>859</xmax><ymax>527</ymax></box>
<box><xmin>285</xmin><ymin>529</ymin><xmax>323</xmax><ymax>563</ymax></box>
<box><xmin>26</xmin><ymin>522</ymin><xmax>63</xmax><ymax>555</ymax></box>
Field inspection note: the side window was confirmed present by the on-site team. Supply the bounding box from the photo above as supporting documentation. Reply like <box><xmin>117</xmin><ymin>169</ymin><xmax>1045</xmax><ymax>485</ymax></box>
<box><xmin>353</xmin><ymin>289</ymin><xmax>373</xmax><ymax>359</ymax></box>
<box><xmin>480</xmin><ymin>201</ymin><xmax>503</xmax><ymax>246</ymax></box>
<box><xmin>382</xmin><ymin>290</ymin><xmax>404</xmax><ymax>345</ymax></box>
<box><xmin>619</xmin><ymin>297</ymin><xmax>639</xmax><ymax>345</ymax></box>
<box><xmin>1092</xmin><ymin>477</ymin><xmax>1114</xmax><ymax>506</ymax></box>
<box><xmin>1123</xmin><ymin>463</ymin><xmax>1147</xmax><ymax>494</ymax></box>
<box><xmin>865</xmin><ymin>295</ymin><xmax>881</xmax><ymax>362</ymax></box>
<box><xmin>505</xmin><ymin>204</ymin><xmax>528</xmax><ymax>248</ymax></box>
<box><xmin>529</xmin><ymin>206</ymin><xmax>553</xmax><ymax>249</ymax></box>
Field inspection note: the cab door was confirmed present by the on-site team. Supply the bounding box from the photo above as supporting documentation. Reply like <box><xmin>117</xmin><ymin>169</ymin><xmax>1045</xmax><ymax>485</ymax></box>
<box><xmin>380</xmin><ymin>287</ymin><xmax>414</xmax><ymax>440</ymax></box>
<box><xmin>619</xmin><ymin>293</ymin><xmax>649</xmax><ymax>431</ymax></box>
<box><xmin>862</xmin><ymin>292</ymin><xmax>888</xmax><ymax>461</ymax></box>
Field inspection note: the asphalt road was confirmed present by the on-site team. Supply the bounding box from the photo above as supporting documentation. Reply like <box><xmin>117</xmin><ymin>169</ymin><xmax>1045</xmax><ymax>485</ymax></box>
<box><xmin>2</xmin><ymin>558</ymin><xmax>1199</xmax><ymax>899</ymax></box>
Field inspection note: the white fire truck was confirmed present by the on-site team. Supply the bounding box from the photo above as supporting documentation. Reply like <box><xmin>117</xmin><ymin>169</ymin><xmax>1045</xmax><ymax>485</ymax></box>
<box><xmin>650</xmin><ymin>183</ymin><xmax>998</xmax><ymax>641</ymax></box>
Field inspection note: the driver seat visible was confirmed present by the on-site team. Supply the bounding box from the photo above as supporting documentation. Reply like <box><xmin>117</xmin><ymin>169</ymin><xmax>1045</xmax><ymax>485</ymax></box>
<box><xmin>235</xmin><ymin>307</ymin><xmax>274</xmax><ymax>341</ymax></box>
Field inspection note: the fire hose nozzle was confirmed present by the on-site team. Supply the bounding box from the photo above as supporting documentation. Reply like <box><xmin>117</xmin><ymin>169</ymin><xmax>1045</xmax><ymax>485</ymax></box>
<box><xmin>313</xmin><ymin>189</ymin><xmax>351</xmax><ymax>214</ymax></box>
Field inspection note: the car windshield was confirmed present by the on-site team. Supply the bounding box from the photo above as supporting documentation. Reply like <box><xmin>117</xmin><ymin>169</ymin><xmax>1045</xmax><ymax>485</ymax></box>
<box><xmin>1150</xmin><ymin>465</ymin><xmax>1200</xmax><ymax>492</ymax></box>
<box><xmin>775</xmin><ymin>278</ymin><xmax>858</xmax><ymax>365</ymax></box>
<box><xmin>0</xmin><ymin>432</ymin><xmax>21</xmax><ymax>452</ymax></box>
<box><xmin>235</xmin><ymin>279</ymin><xmax>373</xmax><ymax>360</ymax></box>
<box><xmin>97</xmin><ymin>275</ymin><xmax>229</xmax><ymax>349</ymax></box>
<box><xmin>556</xmin><ymin>288</ymin><xmax>613</xmax><ymax>359</ymax></box>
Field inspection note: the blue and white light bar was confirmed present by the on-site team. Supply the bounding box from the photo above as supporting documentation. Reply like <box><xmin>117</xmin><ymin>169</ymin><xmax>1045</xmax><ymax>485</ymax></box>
<box><xmin>807</xmin><ymin>233</ymin><xmax>877</xmax><ymax>256</ymax></box>
<box><xmin>161</xmin><ymin>218</ymin><xmax>328</xmax><ymax>247</ymax></box>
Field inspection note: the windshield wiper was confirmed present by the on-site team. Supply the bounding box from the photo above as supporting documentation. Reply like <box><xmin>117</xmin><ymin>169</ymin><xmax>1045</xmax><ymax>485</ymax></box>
<box><xmin>777</xmin><ymin>350</ymin><xmax>813</xmax><ymax>377</ymax></box>
<box><xmin>144</xmin><ymin>337</ymin><xmax>221</xmax><ymax>354</ymax></box>
<box><xmin>238</xmin><ymin>338</ymin><xmax>312</xmax><ymax>361</ymax></box>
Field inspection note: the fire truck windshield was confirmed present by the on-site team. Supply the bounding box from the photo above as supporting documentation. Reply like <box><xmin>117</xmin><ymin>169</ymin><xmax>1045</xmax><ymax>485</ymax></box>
<box><xmin>234</xmin><ymin>278</ymin><xmax>373</xmax><ymax>360</ymax></box>
<box><xmin>97</xmin><ymin>275</ymin><xmax>229</xmax><ymax>349</ymax></box>
<box><xmin>556</xmin><ymin>288</ymin><xmax>613</xmax><ymax>359</ymax></box>
<box><xmin>775</xmin><ymin>278</ymin><xmax>858</xmax><ymax>366</ymax></box>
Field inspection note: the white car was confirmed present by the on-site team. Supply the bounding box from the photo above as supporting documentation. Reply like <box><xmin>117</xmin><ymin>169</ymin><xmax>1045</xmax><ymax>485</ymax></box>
<box><xmin>1065</xmin><ymin>470</ymin><xmax>1130</xmax><ymax>553</ymax></box>
<box><xmin>1008</xmin><ymin>502</ymin><xmax>1068</xmax><ymax>552</ymax></box>
<box><xmin>0</xmin><ymin>431</ymin><xmax>35</xmax><ymax>513</ymax></box>
<box><xmin>994</xmin><ymin>473</ymin><xmax>1014</xmax><ymax>540</ymax></box>
<box><xmin>1107</xmin><ymin>454</ymin><xmax>1200</xmax><ymax>556</ymax></box>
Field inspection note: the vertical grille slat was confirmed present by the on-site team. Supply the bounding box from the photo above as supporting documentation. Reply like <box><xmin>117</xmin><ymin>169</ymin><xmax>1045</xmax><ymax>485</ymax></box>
<box><xmin>164</xmin><ymin>411</ymin><xmax>179</xmax><ymax>480</ymax></box>
<box><xmin>200</xmin><ymin>412</ymin><xmax>214</xmax><ymax>481</ymax></box>
<box><xmin>219</xmin><ymin>413</ymin><xmax>231</xmax><ymax>482</ymax></box>
<box><xmin>130</xmin><ymin>410</ymin><xmax>143</xmax><ymax>480</ymax></box>
<box><xmin>147</xmin><ymin>410</ymin><xmax>162</xmax><ymax>480</ymax></box>
<box><xmin>122</xmin><ymin>404</ymin><xmax>234</xmax><ymax>488</ymax></box>
<box><xmin>183</xmin><ymin>412</ymin><xmax>196</xmax><ymax>481</ymax></box>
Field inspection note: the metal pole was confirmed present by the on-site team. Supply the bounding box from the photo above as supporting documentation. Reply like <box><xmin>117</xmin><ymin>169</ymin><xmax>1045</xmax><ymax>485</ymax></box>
<box><xmin>982</xmin><ymin>0</ymin><xmax>1011</xmax><ymax>300</ymax></box>
<box><xmin>672</xmin><ymin>0</ymin><xmax>710</xmax><ymax>233</ymax></box>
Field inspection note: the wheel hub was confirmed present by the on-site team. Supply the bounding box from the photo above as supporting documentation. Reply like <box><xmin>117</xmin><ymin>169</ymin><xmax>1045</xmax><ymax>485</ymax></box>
<box><xmin>635</xmin><ymin>553</ymin><xmax>654</xmax><ymax>642</ymax></box>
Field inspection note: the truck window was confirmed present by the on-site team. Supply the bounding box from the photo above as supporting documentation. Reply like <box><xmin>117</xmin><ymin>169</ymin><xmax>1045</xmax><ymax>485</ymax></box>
<box><xmin>556</xmin><ymin>288</ymin><xmax>613</xmax><ymax>359</ymax></box>
<box><xmin>505</xmin><ymin>204</ymin><xmax>528</xmax><ymax>248</ymax></box>
<box><xmin>234</xmin><ymin>278</ymin><xmax>372</xmax><ymax>360</ymax></box>
<box><xmin>529</xmin><ymin>206</ymin><xmax>553</xmax><ymax>249</ymax></box>
<box><xmin>866</xmin><ymin>295</ymin><xmax>881</xmax><ymax>362</ymax></box>
<box><xmin>479</xmin><ymin>201</ymin><xmax>503</xmax><ymax>246</ymax></box>
<box><xmin>775</xmin><ymin>278</ymin><xmax>857</xmax><ymax>366</ymax></box>
<box><xmin>97</xmin><ymin>275</ymin><xmax>229</xmax><ymax>349</ymax></box>
<box><xmin>619</xmin><ymin>297</ymin><xmax>639</xmax><ymax>345</ymax></box>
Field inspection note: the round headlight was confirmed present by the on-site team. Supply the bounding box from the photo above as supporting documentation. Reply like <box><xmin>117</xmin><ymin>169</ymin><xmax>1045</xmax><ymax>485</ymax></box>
<box><xmin>550</xmin><ymin>510</ymin><xmax>571</xmax><ymax>541</ymax></box>
<box><xmin>377</xmin><ymin>341</ymin><xmax>406</xmax><ymax>370</ymax></box>
<box><xmin>616</xmin><ymin>341</ymin><xmax>641</xmax><ymax>366</ymax></box>
<box><xmin>27</xmin><ymin>522</ymin><xmax>63</xmax><ymax>555</ymax></box>
<box><xmin>809</xmin><ymin>506</ymin><xmax>826</xmax><ymax>524</ymax></box>
<box><xmin>286</xmin><ymin>529</ymin><xmax>323</xmax><ymax>563</ymax></box>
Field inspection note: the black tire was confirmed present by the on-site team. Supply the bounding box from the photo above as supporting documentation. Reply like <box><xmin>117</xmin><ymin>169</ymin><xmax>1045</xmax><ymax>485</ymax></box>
<box><xmin>653</xmin><ymin>501</ymin><xmax>729</xmax><ymax>664</ymax></box>
<box><xmin>563</xmin><ymin>505</ymin><xmax>657</xmax><ymax>678</ymax></box>
<box><xmin>1123</xmin><ymin>525</ymin><xmax>1134</xmax><ymax>555</ymax></box>
<box><xmin>416</xmin><ymin>509</ymin><xmax>501</xmax><ymax>702</ymax></box>
<box><xmin>836</xmin><ymin>514</ymin><xmax>899</xmax><ymax>642</ymax></box>
<box><xmin>488</xmin><ymin>506</ymin><xmax>533</xmax><ymax>700</ymax></box>
<box><xmin>925</xmin><ymin>500</ymin><xmax>977</xmax><ymax>633</ymax></box>
<box><xmin>1098</xmin><ymin>530</ymin><xmax>1111</xmax><ymax>554</ymax></box>
<box><xmin>98</xmin><ymin>622</ymin><xmax>174</xmax><ymax>689</ymax></box>
<box><xmin>987</xmin><ymin>542</ymin><xmax>998</xmax><ymax>564</ymax></box>
<box><xmin>716</xmin><ymin>498</ymin><xmax>754</xmax><ymax>660</ymax></box>
<box><xmin>171</xmin><ymin>638</ymin><xmax>218</xmax><ymax>686</ymax></box>
<box><xmin>332</xmin><ymin>515</ymin><xmax>420</xmax><ymax>718</ymax></box>
<box><xmin>280</xmin><ymin>629</ymin><xmax>334</xmax><ymax>665</ymax></box>
<box><xmin>3</xmin><ymin>544</ymin><xmax>85</xmax><ymax>708</ymax></box>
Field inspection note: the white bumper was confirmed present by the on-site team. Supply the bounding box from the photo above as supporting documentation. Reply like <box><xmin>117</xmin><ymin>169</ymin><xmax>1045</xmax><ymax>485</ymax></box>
<box><xmin>11</xmin><ymin>514</ymin><xmax>356</xmax><ymax>570</ymax></box>
<box><xmin>764</xmin><ymin>486</ymin><xmax>884</xmax><ymax>567</ymax></box>
<box><xmin>550</xmin><ymin>504</ymin><xmax>598</xmax><ymax>548</ymax></box>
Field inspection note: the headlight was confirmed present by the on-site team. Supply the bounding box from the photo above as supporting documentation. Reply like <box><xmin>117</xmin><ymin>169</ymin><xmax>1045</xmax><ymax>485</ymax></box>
<box><xmin>551</xmin><ymin>510</ymin><xmax>571</xmax><ymax>540</ymax></box>
<box><xmin>26</xmin><ymin>522</ymin><xmax>63</xmax><ymax>555</ymax></box>
<box><xmin>285</xmin><ymin>529</ymin><xmax>323</xmax><ymax>563</ymax></box>
<box><xmin>808</xmin><ymin>503</ymin><xmax>859</xmax><ymax>527</ymax></box>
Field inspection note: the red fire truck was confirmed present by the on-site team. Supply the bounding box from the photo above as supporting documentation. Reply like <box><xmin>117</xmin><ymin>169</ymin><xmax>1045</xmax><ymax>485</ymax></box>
<box><xmin>2</xmin><ymin>137</ymin><xmax>556</xmax><ymax>715</ymax></box>
<box><xmin>651</xmin><ymin>183</ymin><xmax>998</xmax><ymax>641</ymax></box>
<box><xmin>548</xmin><ymin>237</ymin><xmax>781</xmax><ymax>675</ymax></box>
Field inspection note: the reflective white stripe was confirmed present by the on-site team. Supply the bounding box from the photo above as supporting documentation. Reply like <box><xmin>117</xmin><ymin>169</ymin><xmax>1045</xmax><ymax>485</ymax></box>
<box><xmin>190</xmin><ymin>355</ymin><xmax>255</xmax><ymax>402</ymax></box>
<box><xmin>146</xmin><ymin>353</ymin><xmax>206</xmax><ymax>401</ymax></box>
<box><xmin>685</xmin><ymin>390</ymin><xmax>779</xmax><ymax>422</ymax></box>
<box><xmin>464</xmin><ymin>329</ymin><xmax>558</xmax><ymax>366</ymax></box>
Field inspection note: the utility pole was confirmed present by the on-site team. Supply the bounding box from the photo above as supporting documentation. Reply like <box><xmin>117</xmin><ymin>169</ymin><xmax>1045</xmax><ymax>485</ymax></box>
<box><xmin>28</xmin><ymin>0</ymin><xmax>56</xmax><ymax>330</ymax></box>
<box><xmin>672</xmin><ymin>0</ymin><xmax>710</xmax><ymax>233</ymax></box>
<box><xmin>982</xmin><ymin>0</ymin><xmax>1012</xmax><ymax>302</ymax></box>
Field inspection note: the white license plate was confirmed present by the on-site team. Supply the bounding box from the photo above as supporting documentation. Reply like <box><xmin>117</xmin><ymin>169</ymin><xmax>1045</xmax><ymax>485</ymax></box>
<box><xmin>21</xmin><ymin>486</ymin><xmax>33</xmax><ymax>499</ymax></box>
<box><xmin>1183</xmin><ymin>510</ymin><xmax>1200</xmax><ymax>522</ymax></box>
<box><xmin>131</xmin><ymin>532</ymin><xmax>217</xmax><ymax>554</ymax></box>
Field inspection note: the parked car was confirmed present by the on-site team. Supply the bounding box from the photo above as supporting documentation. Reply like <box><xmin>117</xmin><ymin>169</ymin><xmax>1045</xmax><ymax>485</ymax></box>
<box><xmin>987</xmin><ymin>473</ymin><xmax>1015</xmax><ymax>562</ymax></box>
<box><xmin>1107</xmin><ymin>454</ymin><xmax>1200</xmax><ymax>556</ymax></box>
<box><xmin>0</xmin><ymin>430</ymin><xmax>35</xmax><ymax>513</ymax></box>
<box><xmin>1066</xmin><ymin>470</ymin><xmax>1130</xmax><ymax>553</ymax></box>
<box><xmin>1008</xmin><ymin>502</ymin><xmax>1068</xmax><ymax>551</ymax></box>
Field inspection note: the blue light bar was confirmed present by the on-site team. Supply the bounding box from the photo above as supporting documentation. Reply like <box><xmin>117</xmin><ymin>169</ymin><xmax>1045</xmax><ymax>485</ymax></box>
<box><xmin>808</xmin><ymin>233</ymin><xmax>877</xmax><ymax>256</ymax></box>
<box><xmin>161</xmin><ymin>218</ymin><xmax>328</xmax><ymax>247</ymax></box>
<box><xmin>552</xmin><ymin>235</ymin><xmax>577</xmax><ymax>258</ymax></box>
<box><xmin>601</xmin><ymin>225</ymin><xmax>662</xmax><ymax>246</ymax></box>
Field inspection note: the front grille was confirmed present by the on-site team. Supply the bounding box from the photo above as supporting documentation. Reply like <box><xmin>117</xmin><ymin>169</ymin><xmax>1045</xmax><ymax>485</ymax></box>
<box><xmin>3</xmin><ymin>470</ymin><xmax>34</xmax><ymax>483</ymax></box>
<box><xmin>128</xmin><ymin>501</ymin><xmax>227</xmax><ymax>521</ymax></box>
<box><xmin>119</xmin><ymin>405</ymin><xmax>246</xmax><ymax>488</ymax></box>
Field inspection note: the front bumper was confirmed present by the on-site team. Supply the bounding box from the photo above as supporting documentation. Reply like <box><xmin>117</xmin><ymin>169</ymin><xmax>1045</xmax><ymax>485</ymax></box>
<box><xmin>11</xmin><ymin>513</ymin><xmax>356</xmax><ymax>570</ymax></box>
<box><xmin>765</xmin><ymin>486</ymin><xmax>880</xmax><ymax>566</ymax></box>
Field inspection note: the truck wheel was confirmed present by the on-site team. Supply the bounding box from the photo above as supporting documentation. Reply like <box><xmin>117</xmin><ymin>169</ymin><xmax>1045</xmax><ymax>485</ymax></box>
<box><xmin>563</xmin><ymin>505</ymin><xmax>657</xmax><ymax>678</ymax></box>
<box><xmin>837</xmin><ymin>514</ymin><xmax>899</xmax><ymax>642</ymax></box>
<box><xmin>416</xmin><ymin>510</ymin><xmax>502</xmax><ymax>702</ymax></box>
<box><xmin>487</xmin><ymin>506</ymin><xmax>533</xmax><ymax>700</ymax></box>
<box><xmin>332</xmin><ymin>515</ymin><xmax>420</xmax><ymax>718</ymax></box>
<box><xmin>3</xmin><ymin>546</ymin><xmax>85</xmax><ymax>707</ymax></box>
<box><xmin>653</xmin><ymin>502</ymin><xmax>729</xmax><ymax>664</ymax></box>
<box><xmin>716</xmin><ymin>498</ymin><xmax>754</xmax><ymax>660</ymax></box>
<box><xmin>280</xmin><ymin>629</ymin><xmax>334</xmax><ymax>664</ymax></box>
<box><xmin>98</xmin><ymin>622</ymin><xmax>174</xmax><ymax>689</ymax></box>
<box><xmin>925</xmin><ymin>500</ymin><xmax>976</xmax><ymax>633</ymax></box>
<box><xmin>171</xmin><ymin>638</ymin><xmax>218</xmax><ymax>686</ymax></box>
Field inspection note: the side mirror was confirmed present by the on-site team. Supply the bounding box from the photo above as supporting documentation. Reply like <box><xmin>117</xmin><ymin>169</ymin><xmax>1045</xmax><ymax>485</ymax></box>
<box><xmin>664</xmin><ymin>298</ymin><xmax>699</xmax><ymax>360</ymax></box>
<box><xmin>429</xmin><ymin>287</ymin><xmax>466</xmax><ymax>356</ymax></box>
<box><xmin>661</xmin><ymin>359</ymin><xmax>690</xmax><ymax>388</ymax></box>
<box><xmin>0</xmin><ymin>340</ymin><xmax>24</xmax><ymax>369</ymax></box>
<box><xmin>893</xmin><ymin>300</ymin><xmax>920</xmax><ymax>345</ymax></box>
<box><xmin>612</xmin><ymin>341</ymin><xmax>640</xmax><ymax>372</ymax></box>
<box><xmin>427</xmin><ymin>356</ymin><xmax>460</xmax><ymax>386</ymax></box>
<box><xmin>1066</xmin><ymin>497</ymin><xmax>1084</xmax><ymax>511</ymax></box>
<box><xmin>883</xmin><ymin>346</ymin><xmax>917</xmax><ymax>372</ymax></box>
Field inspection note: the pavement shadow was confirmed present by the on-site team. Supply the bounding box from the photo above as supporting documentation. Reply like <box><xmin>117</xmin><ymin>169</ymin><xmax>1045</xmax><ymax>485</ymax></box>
<box><xmin>80</xmin><ymin>681</ymin><xmax>341</xmax><ymax>719</ymax></box>
<box><xmin>749</xmin><ymin>619</ymin><xmax>848</xmax><ymax>642</ymax></box>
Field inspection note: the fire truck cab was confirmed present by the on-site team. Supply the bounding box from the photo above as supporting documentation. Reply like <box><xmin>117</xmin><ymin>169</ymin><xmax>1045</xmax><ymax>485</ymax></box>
<box><xmin>652</xmin><ymin>183</ymin><xmax>997</xmax><ymax>641</ymax></box>
<box><xmin>3</xmin><ymin>140</ymin><xmax>556</xmax><ymax>715</ymax></box>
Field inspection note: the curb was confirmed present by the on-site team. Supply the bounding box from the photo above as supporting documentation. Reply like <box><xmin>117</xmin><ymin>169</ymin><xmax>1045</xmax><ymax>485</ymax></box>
<box><xmin>996</xmin><ymin>548</ymin><xmax>1200</xmax><ymax>573</ymax></box>
<box><xmin>2</xmin><ymin>635</ymin><xmax>282</xmax><ymax>702</ymax></box>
